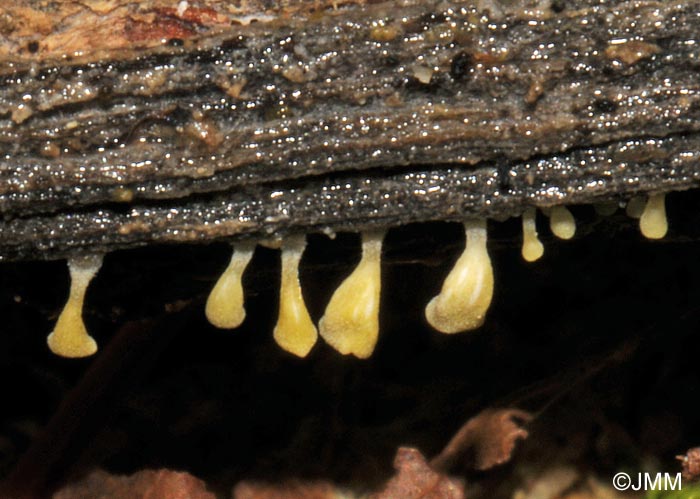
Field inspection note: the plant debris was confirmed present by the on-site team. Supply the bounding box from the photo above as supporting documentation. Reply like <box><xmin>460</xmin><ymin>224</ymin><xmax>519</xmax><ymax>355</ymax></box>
<box><xmin>52</xmin><ymin>468</ymin><xmax>215</xmax><ymax>499</ymax></box>
<box><xmin>232</xmin><ymin>480</ymin><xmax>351</xmax><ymax>499</ymax></box>
<box><xmin>431</xmin><ymin>408</ymin><xmax>532</xmax><ymax>472</ymax></box>
<box><xmin>677</xmin><ymin>447</ymin><xmax>700</xmax><ymax>482</ymax></box>
<box><xmin>371</xmin><ymin>447</ymin><xmax>465</xmax><ymax>499</ymax></box>
<box><xmin>513</xmin><ymin>466</ymin><xmax>580</xmax><ymax>499</ymax></box>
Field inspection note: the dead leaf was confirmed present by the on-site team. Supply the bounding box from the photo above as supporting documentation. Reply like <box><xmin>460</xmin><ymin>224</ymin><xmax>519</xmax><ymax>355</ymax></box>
<box><xmin>52</xmin><ymin>468</ymin><xmax>215</xmax><ymax>499</ymax></box>
<box><xmin>371</xmin><ymin>447</ymin><xmax>465</xmax><ymax>499</ymax></box>
<box><xmin>431</xmin><ymin>408</ymin><xmax>532</xmax><ymax>472</ymax></box>
<box><xmin>232</xmin><ymin>480</ymin><xmax>348</xmax><ymax>499</ymax></box>
<box><xmin>677</xmin><ymin>447</ymin><xmax>700</xmax><ymax>481</ymax></box>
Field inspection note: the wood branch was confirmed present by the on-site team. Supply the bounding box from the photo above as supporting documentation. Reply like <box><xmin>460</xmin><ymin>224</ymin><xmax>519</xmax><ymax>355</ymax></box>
<box><xmin>1</xmin><ymin>0</ymin><xmax>699</xmax><ymax>260</ymax></box>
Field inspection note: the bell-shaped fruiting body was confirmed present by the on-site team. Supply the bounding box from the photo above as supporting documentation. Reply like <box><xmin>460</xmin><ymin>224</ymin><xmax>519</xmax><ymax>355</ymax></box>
<box><xmin>47</xmin><ymin>254</ymin><xmax>104</xmax><ymax>358</ymax></box>
<box><xmin>626</xmin><ymin>196</ymin><xmax>646</xmax><ymax>219</ymax></box>
<box><xmin>521</xmin><ymin>207</ymin><xmax>544</xmax><ymax>262</ymax></box>
<box><xmin>205</xmin><ymin>242</ymin><xmax>255</xmax><ymax>329</ymax></box>
<box><xmin>425</xmin><ymin>220</ymin><xmax>494</xmax><ymax>334</ymax></box>
<box><xmin>273</xmin><ymin>235</ymin><xmax>318</xmax><ymax>357</ymax></box>
<box><xmin>319</xmin><ymin>231</ymin><xmax>384</xmax><ymax>359</ymax></box>
<box><xmin>549</xmin><ymin>205</ymin><xmax>576</xmax><ymax>240</ymax></box>
<box><xmin>639</xmin><ymin>193</ymin><xmax>668</xmax><ymax>239</ymax></box>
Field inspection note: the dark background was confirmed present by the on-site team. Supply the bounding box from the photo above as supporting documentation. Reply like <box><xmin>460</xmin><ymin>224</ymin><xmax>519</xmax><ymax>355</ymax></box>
<box><xmin>1</xmin><ymin>191</ymin><xmax>699</xmax><ymax>497</ymax></box>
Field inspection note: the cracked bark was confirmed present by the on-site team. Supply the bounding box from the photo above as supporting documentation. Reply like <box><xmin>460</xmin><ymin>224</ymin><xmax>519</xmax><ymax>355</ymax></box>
<box><xmin>1</xmin><ymin>0</ymin><xmax>699</xmax><ymax>260</ymax></box>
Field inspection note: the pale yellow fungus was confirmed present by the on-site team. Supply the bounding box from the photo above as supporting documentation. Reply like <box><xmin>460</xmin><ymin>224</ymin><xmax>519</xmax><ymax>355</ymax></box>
<box><xmin>521</xmin><ymin>207</ymin><xmax>544</xmax><ymax>262</ymax></box>
<box><xmin>625</xmin><ymin>196</ymin><xmax>646</xmax><ymax>219</ymax></box>
<box><xmin>639</xmin><ymin>193</ymin><xmax>668</xmax><ymax>240</ymax></box>
<box><xmin>273</xmin><ymin>235</ymin><xmax>318</xmax><ymax>357</ymax></box>
<box><xmin>318</xmin><ymin>231</ymin><xmax>384</xmax><ymax>359</ymax></box>
<box><xmin>47</xmin><ymin>254</ymin><xmax>103</xmax><ymax>358</ymax></box>
<box><xmin>549</xmin><ymin>205</ymin><xmax>576</xmax><ymax>240</ymax></box>
<box><xmin>205</xmin><ymin>243</ymin><xmax>255</xmax><ymax>329</ymax></box>
<box><xmin>425</xmin><ymin>220</ymin><xmax>494</xmax><ymax>334</ymax></box>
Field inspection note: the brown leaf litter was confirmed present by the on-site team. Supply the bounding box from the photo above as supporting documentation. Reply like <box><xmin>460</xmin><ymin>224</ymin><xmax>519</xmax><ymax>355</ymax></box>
<box><xmin>431</xmin><ymin>408</ymin><xmax>533</xmax><ymax>472</ymax></box>
<box><xmin>52</xmin><ymin>468</ymin><xmax>216</xmax><ymax>499</ymax></box>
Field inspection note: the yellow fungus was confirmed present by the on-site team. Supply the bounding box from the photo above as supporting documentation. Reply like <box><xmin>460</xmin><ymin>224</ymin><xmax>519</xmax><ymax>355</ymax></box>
<box><xmin>205</xmin><ymin>243</ymin><xmax>255</xmax><ymax>329</ymax></box>
<box><xmin>639</xmin><ymin>193</ymin><xmax>668</xmax><ymax>240</ymax></box>
<box><xmin>625</xmin><ymin>196</ymin><xmax>646</xmax><ymax>219</ymax></box>
<box><xmin>521</xmin><ymin>207</ymin><xmax>544</xmax><ymax>262</ymax></box>
<box><xmin>318</xmin><ymin>231</ymin><xmax>384</xmax><ymax>359</ymax></box>
<box><xmin>47</xmin><ymin>254</ymin><xmax>103</xmax><ymax>358</ymax></box>
<box><xmin>549</xmin><ymin>205</ymin><xmax>576</xmax><ymax>240</ymax></box>
<box><xmin>425</xmin><ymin>220</ymin><xmax>493</xmax><ymax>334</ymax></box>
<box><xmin>273</xmin><ymin>235</ymin><xmax>318</xmax><ymax>357</ymax></box>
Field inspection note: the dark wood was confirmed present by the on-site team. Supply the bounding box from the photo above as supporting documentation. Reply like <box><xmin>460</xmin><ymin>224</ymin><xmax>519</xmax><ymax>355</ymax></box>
<box><xmin>1</xmin><ymin>0</ymin><xmax>699</xmax><ymax>260</ymax></box>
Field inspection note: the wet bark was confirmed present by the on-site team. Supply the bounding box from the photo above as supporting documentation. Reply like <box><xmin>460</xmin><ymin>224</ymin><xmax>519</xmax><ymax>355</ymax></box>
<box><xmin>1</xmin><ymin>0</ymin><xmax>699</xmax><ymax>260</ymax></box>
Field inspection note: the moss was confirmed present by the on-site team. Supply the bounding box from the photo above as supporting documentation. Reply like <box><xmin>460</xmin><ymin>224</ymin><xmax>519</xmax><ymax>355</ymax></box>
<box><xmin>646</xmin><ymin>482</ymin><xmax>700</xmax><ymax>499</ymax></box>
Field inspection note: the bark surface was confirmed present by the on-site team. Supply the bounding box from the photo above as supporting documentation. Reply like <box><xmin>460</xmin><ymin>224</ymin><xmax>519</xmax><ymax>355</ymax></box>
<box><xmin>1</xmin><ymin>0</ymin><xmax>699</xmax><ymax>260</ymax></box>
